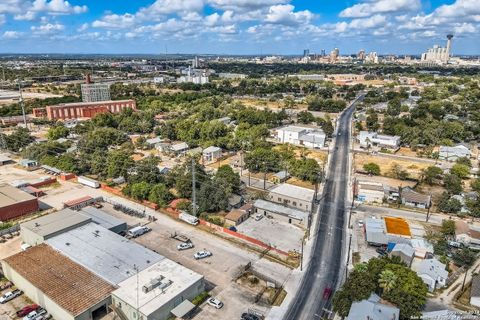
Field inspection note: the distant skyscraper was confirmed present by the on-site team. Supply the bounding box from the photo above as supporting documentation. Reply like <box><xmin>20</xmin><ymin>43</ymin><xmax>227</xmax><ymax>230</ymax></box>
<box><xmin>320</xmin><ymin>49</ymin><xmax>326</xmax><ymax>57</ymax></box>
<box><xmin>357</xmin><ymin>49</ymin><xmax>366</xmax><ymax>60</ymax></box>
<box><xmin>81</xmin><ymin>74</ymin><xmax>110</xmax><ymax>103</ymax></box>
<box><xmin>303</xmin><ymin>49</ymin><xmax>310</xmax><ymax>57</ymax></box>
<box><xmin>421</xmin><ymin>34</ymin><xmax>453</xmax><ymax>64</ymax></box>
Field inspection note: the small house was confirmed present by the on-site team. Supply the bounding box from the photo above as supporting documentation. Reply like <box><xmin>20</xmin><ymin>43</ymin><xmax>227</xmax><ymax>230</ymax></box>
<box><xmin>270</xmin><ymin>171</ymin><xmax>290</xmax><ymax>184</ymax></box>
<box><xmin>412</xmin><ymin>258</ymin><xmax>448</xmax><ymax>292</ymax></box>
<box><xmin>358</xmin><ymin>131</ymin><xmax>401</xmax><ymax>150</ymax></box>
<box><xmin>19</xmin><ymin>159</ymin><xmax>39</xmax><ymax>170</ymax></box>
<box><xmin>438</xmin><ymin>145</ymin><xmax>471</xmax><ymax>161</ymax></box>
<box><xmin>202</xmin><ymin>146</ymin><xmax>222</xmax><ymax>163</ymax></box>
<box><xmin>390</xmin><ymin>243</ymin><xmax>415</xmax><ymax>267</ymax></box>
<box><xmin>227</xmin><ymin>194</ymin><xmax>244</xmax><ymax>210</ymax></box>
<box><xmin>224</xmin><ymin>209</ymin><xmax>249</xmax><ymax>227</ymax></box>
<box><xmin>400</xmin><ymin>187</ymin><xmax>431</xmax><ymax>209</ymax></box>
<box><xmin>346</xmin><ymin>293</ymin><xmax>399</xmax><ymax>320</ymax></box>
<box><xmin>170</xmin><ymin>142</ymin><xmax>189</xmax><ymax>155</ymax></box>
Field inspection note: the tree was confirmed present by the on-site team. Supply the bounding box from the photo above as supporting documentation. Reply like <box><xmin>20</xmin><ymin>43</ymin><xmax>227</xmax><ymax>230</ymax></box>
<box><xmin>290</xmin><ymin>158</ymin><xmax>321</xmax><ymax>183</ymax></box>
<box><xmin>297</xmin><ymin>111</ymin><xmax>316</xmax><ymax>124</ymax></box>
<box><xmin>363</xmin><ymin>162</ymin><xmax>381</xmax><ymax>175</ymax></box>
<box><xmin>197</xmin><ymin>180</ymin><xmax>229</xmax><ymax>213</ymax></box>
<box><xmin>450</xmin><ymin>164</ymin><xmax>470</xmax><ymax>179</ymax></box>
<box><xmin>2</xmin><ymin>128</ymin><xmax>34</xmax><ymax>152</ymax></box>
<box><xmin>129</xmin><ymin>181</ymin><xmax>150</xmax><ymax>200</ymax></box>
<box><xmin>390</xmin><ymin>163</ymin><xmax>409</xmax><ymax>180</ymax></box>
<box><xmin>148</xmin><ymin>184</ymin><xmax>172</xmax><ymax>207</ymax></box>
<box><xmin>106</xmin><ymin>150</ymin><xmax>134</xmax><ymax>178</ymax></box>
<box><xmin>215</xmin><ymin>165</ymin><xmax>241</xmax><ymax>193</ymax></box>
<box><xmin>244</xmin><ymin>148</ymin><xmax>281</xmax><ymax>173</ymax></box>
<box><xmin>456</xmin><ymin>157</ymin><xmax>472</xmax><ymax>168</ymax></box>
<box><xmin>421</xmin><ymin>166</ymin><xmax>443</xmax><ymax>185</ymax></box>
<box><xmin>386</xmin><ymin>99</ymin><xmax>401</xmax><ymax>116</ymax></box>
<box><xmin>378</xmin><ymin>269</ymin><xmax>398</xmax><ymax>294</ymax></box>
<box><xmin>452</xmin><ymin>248</ymin><xmax>477</xmax><ymax>267</ymax></box>
<box><xmin>366</xmin><ymin>110</ymin><xmax>380</xmax><ymax>131</ymax></box>
<box><xmin>46</xmin><ymin>125</ymin><xmax>69</xmax><ymax>140</ymax></box>
<box><xmin>444</xmin><ymin>174</ymin><xmax>463</xmax><ymax>194</ymax></box>
<box><xmin>437</xmin><ymin>192</ymin><xmax>462</xmax><ymax>214</ymax></box>
<box><xmin>441</xmin><ymin>219</ymin><xmax>456</xmax><ymax>236</ymax></box>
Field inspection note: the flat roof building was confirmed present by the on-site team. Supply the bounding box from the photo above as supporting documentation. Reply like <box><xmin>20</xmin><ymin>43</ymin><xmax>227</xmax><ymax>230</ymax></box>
<box><xmin>21</xmin><ymin>208</ymin><xmax>92</xmax><ymax>246</ymax></box>
<box><xmin>46</xmin><ymin>222</ymin><xmax>164</xmax><ymax>285</ymax></box>
<box><xmin>80</xmin><ymin>206</ymin><xmax>127</xmax><ymax>234</ymax></box>
<box><xmin>268</xmin><ymin>183</ymin><xmax>315</xmax><ymax>212</ymax></box>
<box><xmin>2</xmin><ymin>244</ymin><xmax>115</xmax><ymax>320</ymax></box>
<box><xmin>0</xmin><ymin>183</ymin><xmax>39</xmax><ymax>220</ymax></box>
<box><xmin>112</xmin><ymin>259</ymin><xmax>204</xmax><ymax>320</ymax></box>
<box><xmin>254</xmin><ymin>199</ymin><xmax>308</xmax><ymax>226</ymax></box>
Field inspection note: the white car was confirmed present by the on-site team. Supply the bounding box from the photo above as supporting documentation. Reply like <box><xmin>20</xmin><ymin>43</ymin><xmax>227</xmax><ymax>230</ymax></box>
<box><xmin>207</xmin><ymin>297</ymin><xmax>224</xmax><ymax>309</ymax></box>
<box><xmin>177</xmin><ymin>242</ymin><xmax>194</xmax><ymax>250</ymax></box>
<box><xmin>194</xmin><ymin>250</ymin><xmax>212</xmax><ymax>260</ymax></box>
<box><xmin>23</xmin><ymin>308</ymin><xmax>46</xmax><ymax>320</ymax></box>
<box><xmin>254</xmin><ymin>214</ymin><xmax>263</xmax><ymax>221</ymax></box>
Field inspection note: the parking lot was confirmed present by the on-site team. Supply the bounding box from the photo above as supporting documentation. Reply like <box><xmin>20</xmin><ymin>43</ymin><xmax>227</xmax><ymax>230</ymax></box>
<box><xmin>236</xmin><ymin>216</ymin><xmax>304</xmax><ymax>253</ymax></box>
<box><xmin>102</xmin><ymin>204</ymin><xmax>292</xmax><ymax>320</ymax></box>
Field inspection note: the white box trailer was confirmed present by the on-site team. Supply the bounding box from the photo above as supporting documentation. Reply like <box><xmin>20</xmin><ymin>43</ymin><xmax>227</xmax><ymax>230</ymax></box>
<box><xmin>179</xmin><ymin>212</ymin><xmax>199</xmax><ymax>225</ymax></box>
<box><xmin>77</xmin><ymin>176</ymin><xmax>100</xmax><ymax>189</ymax></box>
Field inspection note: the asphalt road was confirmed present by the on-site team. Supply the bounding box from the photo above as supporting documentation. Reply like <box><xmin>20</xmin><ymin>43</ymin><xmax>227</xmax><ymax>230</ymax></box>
<box><xmin>283</xmin><ymin>96</ymin><xmax>361</xmax><ymax>320</ymax></box>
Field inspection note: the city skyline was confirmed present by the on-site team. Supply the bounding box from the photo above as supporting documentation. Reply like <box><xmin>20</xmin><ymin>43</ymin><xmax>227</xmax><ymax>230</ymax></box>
<box><xmin>0</xmin><ymin>0</ymin><xmax>479</xmax><ymax>55</ymax></box>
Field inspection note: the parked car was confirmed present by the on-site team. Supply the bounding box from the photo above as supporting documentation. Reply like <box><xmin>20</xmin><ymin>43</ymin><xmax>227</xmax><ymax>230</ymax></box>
<box><xmin>127</xmin><ymin>226</ymin><xmax>151</xmax><ymax>238</ymax></box>
<box><xmin>0</xmin><ymin>289</ymin><xmax>23</xmax><ymax>304</ymax></box>
<box><xmin>229</xmin><ymin>226</ymin><xmax>237</xmax><ymax>232</ymax></box>
<box><xmin>323</xmin><ymin>287</ymin><xmax>332</xmax><ymax>300</ymax></box>
<box><xmin>376</xmin><ymin>248</ymin><xmax>387</xmax><ymax>256</ymax></box>
<box><xmin>207</xmin><ymin>297</ymin><xmax>223</xmax><ymax>309</ymax></box>
<box><xmin>241</xmin><ymin>313</ymin><xmax>261</xmax><ymax>320</ymax></box>
<box><xmin>254</xmin><ymin>214</ymin><xmax>263</xmax><ymax>221</ymax></box>
<box><xmin>194</xmin><ymin>250</ymin><xmax>212</xmax><ymax>260</ymax></box>
<box><xmin>177</xmin><ymin>242</ymin><xmax>194</xmax><ymax>250</ymax></box>
<box><xmin>23</xmin><ymin>308</ymin><xmax>46</xmax><ymax>320</ymax></box>
<box><xmin>0</xmin><ymin>281</ymin><xmax>13</xmax><ymax>291</ymax></box>
<box><xmin>35</xmin><ymin>313</ymin><xmax>52</xmax><ymax>320</ymax></box>
<box><xmin>16</xmin><ymin>304</ymin><xmax>40</xmax><ymax>317</ymax></box>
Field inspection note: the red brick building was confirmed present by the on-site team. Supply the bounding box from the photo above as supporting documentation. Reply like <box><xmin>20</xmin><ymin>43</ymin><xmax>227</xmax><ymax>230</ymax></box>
<box><xmin>0</xmin><ymin>184</ymin><xmax>39</xmax><ymax>220</ymax></box>
<box><xmin>32</xmin><ymin>99</ymin><xmax>136</xmax><ymax>121</ymax></box>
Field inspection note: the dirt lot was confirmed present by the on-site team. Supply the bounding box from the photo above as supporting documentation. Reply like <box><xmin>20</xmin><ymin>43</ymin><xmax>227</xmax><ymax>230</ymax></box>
<box><xmin>354</xmin><ymin>153</ymin><xmax>430</xmax><ymax>180</ymax></box>
<box><xmin>236</xmin><ymin>216</ymin><xmax>304</xmax><ymax>253</ymax></box>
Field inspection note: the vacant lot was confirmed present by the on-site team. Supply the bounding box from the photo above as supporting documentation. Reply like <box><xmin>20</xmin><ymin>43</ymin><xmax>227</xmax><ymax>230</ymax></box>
<box><xmin>354</xmin><ymin>153</ymin><xmax>430</xmax><ymax>180</ymax></box>
<box><xmin>236</xmin><ymin>216</ymin><xmax>304</xmax><ymax>253</ymax></box>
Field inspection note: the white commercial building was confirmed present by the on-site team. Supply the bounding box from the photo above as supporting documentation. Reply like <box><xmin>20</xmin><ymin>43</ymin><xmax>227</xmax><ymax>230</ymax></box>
<box><xmin>358</xmin><ymin>131</ymin><xmax>401</xmax><ymax>150</ymax></box>
<box><xmin>275</xmin><ymin>125</ymin><xmax>326</xmax><ymax>149</ymax></box>
<box><xmin>253</xmin><ymin>199</ymin><xmax>308</xmax><ymax>226</ymax></box>
<box><xmin>112</xmin><ymin>259</ymin><xmax>204</xmax><ymax>320</ymax></box>
<box><xmin>268</xmin><ymin>183</ymin><xmax>315</xmax><ymax>212</ymax></box>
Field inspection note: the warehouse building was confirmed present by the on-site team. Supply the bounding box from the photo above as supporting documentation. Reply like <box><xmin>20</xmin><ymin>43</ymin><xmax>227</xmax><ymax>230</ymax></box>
<box><xmin>80</xmin><ymin>206</ymin><xmax>127</xmax><ymax>234</ymax></box>
<box><xmin>20</xmin><ymin>208</ymin><xmax>92</xmax><ymax>246</ymax></box>
<box><xmin>267</xmin><ymin>183</ymin><xmax>315</xmax><ymax>212</ymax></box>
<box><xmin>2</xmin><ymin>244</ymin><xmax>115</xmax><ymax>320</ymax></box>
<box><xmin>254</xmin><ymin>199</ymin><xmax>308</xmax><ymax>226</ymax></box>
<box><xmin>0</xmin><ymin>183</ymin><xmax>39</xmax><ymax>220</ymax></box>
<box><xmin>112</xmin><ymin>259</ymin><xmax>204</xmax><ymax>320</ymax></box>
<box><xmin>365</xmin><ymin>217</ymin><xmax>412</xmax><ymax>245</ymax></box>
<box><xmin>46</xmin><ymin>222</ymin><xmax>164</xmax><ymax>285</ymax></box>
<box><xmin>355</xmin><ymin>180</ymin><xmax>385</xmax><ymax>203</ymax></box>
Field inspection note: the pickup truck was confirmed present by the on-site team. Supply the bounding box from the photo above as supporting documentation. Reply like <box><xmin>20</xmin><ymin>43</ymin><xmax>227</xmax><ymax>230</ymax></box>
<box><xmin>0</xmin><ymin>289</ymin><xmax>23</xmax><ymax>303</ymax></box>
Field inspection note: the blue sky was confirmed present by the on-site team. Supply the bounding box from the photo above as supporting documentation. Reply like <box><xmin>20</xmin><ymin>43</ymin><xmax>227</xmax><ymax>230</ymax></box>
<box><xmin>0</xmin><ymin>0</ymin><xmax>479</xmax><ymax>55</ymax></box>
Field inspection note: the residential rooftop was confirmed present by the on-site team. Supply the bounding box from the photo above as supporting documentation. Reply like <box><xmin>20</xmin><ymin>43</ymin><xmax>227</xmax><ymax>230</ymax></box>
<box><xmin>112</xmin><ymin>259</ymin><xmax>203</xmax><ymax>317</ymax></box>
<box><xmin>3</xmin><ymin>244</ymin><xmax>115</xmax><ymax>317</ymax></box>
<box><xmin>46</xmin><ymin>222</ymin><xmax>164</xmax><ymax>285</ymax></box>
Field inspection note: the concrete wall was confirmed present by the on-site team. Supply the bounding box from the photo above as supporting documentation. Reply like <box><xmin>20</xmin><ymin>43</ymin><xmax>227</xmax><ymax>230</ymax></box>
<box><xmin>20</xmin><ymin>225</ymin><xmax>45</xmax><ymax>246</ymax></box>
<box><xmin>255</xmin><ymin>208</ymin><xmax>304</xmax><ymax>226</ymax></box>
<box><xmin>357</xmin><ymin>189</ymin><xmax>384</xmax><ymax>203</ymax></box>
<box><xmin>268</xmin><ymin>192</ymin><xmax>311</xmax><ymax>212</ymax></box>
<box><xmin>0</xmin><ymin>199</ymin><xmax>39</xmax><ymax>220</ymax></box>
<box><xmin>112</xmin><ymin>278</ymin><xmax>205</xmax><ymax>320</ymax></box>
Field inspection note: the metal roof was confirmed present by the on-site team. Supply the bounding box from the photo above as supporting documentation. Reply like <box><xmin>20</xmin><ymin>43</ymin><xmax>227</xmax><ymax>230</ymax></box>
<box><xmin>347</xmin><ymin>293</ymin><xmax>399</xmax><ymax>320</ymax></box>
<box><xmin>0</xmin><ymin>183</ymin><xmax>37</xmax><ymax>207</ymax></box>
<box><xmin>21</xmin><ymin>208</ymin><xmax>91</xmax><ymax>237</ymax></box>
<box><xmin>46</xmin><ymin>223</ymin><xmax>164</xmax><ymax>285</ymax></box>
<box><xmin>112</xmin><ymin>259</ymin><xmax>203</xmax><ymax>317</ymax></box>
<box><xmin>254</xmin><ymin>199</ymin><xmax>307</xmax><ymax>221</ymax></box>
<box><xmin>3</xmin><ymin>244</ymin><xmax>115</xmax><ymax>317</ymax></box>
<box><xmin>80</xmin><ymin>206</ymin><xmax>126</xmax><ymax>231</ymax></box>
<box><xmin>203</xmin><ymin>146</ymin><xmax>221</xmax><ymax>153</ymax></box>
<box><xmin>269</xmin><ymin>183</ymin><xmax>315</xmax><ymax>202</ymax></box>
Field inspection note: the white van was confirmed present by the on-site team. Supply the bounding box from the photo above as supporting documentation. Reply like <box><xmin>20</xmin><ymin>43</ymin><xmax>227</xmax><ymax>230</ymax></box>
<box><xmin>127</xmin><ymin>226</ymin><xmax>151</xmax><ymax>238</ymax></box>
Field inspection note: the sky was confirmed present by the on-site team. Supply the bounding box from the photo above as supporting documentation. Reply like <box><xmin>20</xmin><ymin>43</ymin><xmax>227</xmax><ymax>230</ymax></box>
<box><xmin>0</xmin><ymin>0</ymin><xmax>479</xmax><ymax>55</ymax></box>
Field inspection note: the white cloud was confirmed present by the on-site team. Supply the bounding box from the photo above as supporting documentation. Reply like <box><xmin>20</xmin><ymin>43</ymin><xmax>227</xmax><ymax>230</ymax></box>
<box><xmin>138</xmin><ymin>0</ymin><xmax>204</xmax><ymax>17</ymax></box>
<box><xmin>265</xmin><ymin>4</ymin><xmax>315</xmax><ymax>26</ymax></box>
<box><xmin>31</xmin><ymin>0</ymin><xmax>87</xmax><ymax>14</ymax></box>
<box><xmin>208</xmin><ymin>0</ymin><xmax>288</xmax><ymax>11</ymax></box>
<box><xmin>31</xmin><ymin>22</ymin><xmax>64</xmax><ymax>34</ymax></box>
<box><xmin>14</xmin><ymin>11</ymin><xmax>36</xmax><ymax>20</ymax></box>
<box><xmin>0</xmin><ymin>14</ymin><xmax>5</xmax><ymax>25</ymax></box>
<box><xmin>453</xmin><ymin>22</ymin><xmax>476</xmax><ymax>33</ymax></box>
<box><xmin>92</xmin><ymin>13</ymin><xmax>136</xmax><ymax>29</ymax></box>
<box><xmin>0</xmin><ymin>0</ymin><xmax>24</xmax><ymax>14</ymax></box>
<box><xmin>340</xmin><ymin>0</ymin><xmax>420</xmax><ymax>18</ymax></box>
<box><xmin>77</xmin><ymin>22</ymin><xmax>88</xmax><ymax>32</ymax></box>
<box><xmin>2</xmin><ymin>30</ymin><xmax>23</xmax><ymax>39</ymax></box>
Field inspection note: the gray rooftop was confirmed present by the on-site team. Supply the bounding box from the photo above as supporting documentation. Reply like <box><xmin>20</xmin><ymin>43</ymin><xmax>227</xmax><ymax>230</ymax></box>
<box><xmin>269</xmin><ymin>183</ymin><xmax>315</xmax><ymax>202</ymax></box>
<box><xmin>21</xmin><ymin>209</ymin><xmax>91</xmax><ymax>237</ymax></box>
<box><xmin>471</xmin><ymin>275</ymin><xmax>480</xmax><ymax>298</ymax></box>
<box><xmin>347</xmin><ymin>293</ymin><xmax>399</xmax><ymax>320</ymax></box>
<box><xmin>46</xmin><ymin>222</ymin><xmax>164</xmax><ymax>285</ymax></box>
<box><xmin>413</xmin><ymin>258</ymin><xmax>448</xmax><ymax>280</ymax></box>
<box><xmin>0</xmin><ymin>183</ymin><xmax>36</xmax><ymax>207</ymax></box>
<box><xmin>254</xmin><ymin>199</ymin><xmax>307</xmax><ymax>221</ymax></box>
<box><xmin>203</xmin><ymin>146</ymin><xmax>221</xmax><ymax>153</ymax></box>
<box><xmin>391</xmin><ymin>243</ymin><xmax>415</xmax><ymax>257</ymax></box>
<box><xmin>80</xmin><ymin>206</ymin><xmax>126</xmax><ymax>231</ymax></box>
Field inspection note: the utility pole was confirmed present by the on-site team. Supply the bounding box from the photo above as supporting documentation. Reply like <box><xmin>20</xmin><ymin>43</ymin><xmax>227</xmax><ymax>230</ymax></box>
<box><xmin>426</xmin><ymin>195</ymin><xmax>432</xmax><ymax>222</ymax></box>
<box><xmin>300</xmin><ymin>239</ymin><xmax>304</xmax><ymax>271</ymax></box>
<box><xmin>192</xmin><ymin>157</ymin><xmax>197</xmax><ymax>217</ymax></box>
<box><xmin>345</xmin><ymin>233</ymin><xmax>352</xmax><ymax>279</ymax></box>
<box><xmin>18</xmin><ymin>81</ymin><xmax>27</xmax><ymax>127</ymax></box>
<box><xmin>462</xmin><ymin>265</ymin><xmax>469</xmax><ymax>291</ymax></box>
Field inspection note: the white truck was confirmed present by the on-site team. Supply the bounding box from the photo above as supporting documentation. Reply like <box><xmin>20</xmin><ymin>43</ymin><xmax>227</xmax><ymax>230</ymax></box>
<box><xmin>77</xmin><ymin>176</ymin><xmax>100</xmax><ymax>189</ymax></box>
<box><xmin>127</xmin><ymin>226</ymin><xmax>151</xmax><ymax>238</ymax></box>
<box><xmin>179</xmin><ymin>212</ymin><xmax>199</xmax><ymax>226</ymax></box>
